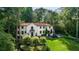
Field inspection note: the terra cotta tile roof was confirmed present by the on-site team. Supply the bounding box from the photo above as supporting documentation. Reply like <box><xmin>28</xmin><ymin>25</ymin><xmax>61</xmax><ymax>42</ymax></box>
<box><xmin>20</xmin><ymin>22</ymin><xmax>50</xmax><ymax>26</ymax></box>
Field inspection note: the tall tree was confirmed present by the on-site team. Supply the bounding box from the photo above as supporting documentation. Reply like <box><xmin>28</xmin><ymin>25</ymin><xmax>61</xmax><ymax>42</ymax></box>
<box><xmin>59</xmin><ymin>7</ymin><xmax>79</xmax><ymax>37</ymax></box>
<box><xmin>0</xmin><ymin>8</ymin><xmax>23</xmax><ymax>38</ymax></box>
<box><xmin>21</xmin><ymin>7</ymin><xmax>33</xmax><ymax>22</ymax></box>
<box><xmin>34</xmin><ymin>8</ymin><xmax>47</xmax><ymax>22</ymax></box>
<box><xmin>0</xmin><ymin>31</ymin><xmax>15</xmax><ymax>51</ymax></box>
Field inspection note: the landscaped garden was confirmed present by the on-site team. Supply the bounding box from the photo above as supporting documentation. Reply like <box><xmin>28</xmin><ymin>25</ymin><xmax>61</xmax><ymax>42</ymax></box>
<box><xmin>17</xmin><ymin>35</ymin><xmax>79</xmax><ymax>51</ymax></box>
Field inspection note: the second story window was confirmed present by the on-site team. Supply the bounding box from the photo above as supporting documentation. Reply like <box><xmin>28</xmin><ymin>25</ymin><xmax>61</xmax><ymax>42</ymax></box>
<box><xmin>21</xmin><ymin>26</ymin><xmax>24</xmax><ymax>29</ymax></box>
<box><xmin>40</xmin><ymin>26</ymin><xmax>42</xmax><ymax>29</ymax></box>
<box><xmin>43</xmin><ymin>26</ymin><xmax>45</xmax><ymax>28</ymax></box>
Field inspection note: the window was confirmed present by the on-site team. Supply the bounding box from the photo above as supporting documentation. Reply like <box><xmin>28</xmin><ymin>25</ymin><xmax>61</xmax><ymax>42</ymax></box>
<box><xmin>51</xmin><ymin>29</ymin><xmax>52</xmax><ymax>33</ymax></box>
<box><xmin>25</xmin><ymin>31</ymin><xmax>26</xmax><ymax>33</ymax></box>
<box><xmin>43</xmin><ymin>26</ymin><xmax>45</xmax><ymax>28</ymax></box>
<box><xmin>40</xmin><ymin>26</ymin><xmax>42</xmax><ymax>29</ymax></box>
<box><xmin>17</xmin><ymin>36</ymin><xmax>20</xmax><ymax>39</ymax></box>
<box><xmin>18</xmin><ymin>31</ymin><xmax>19</xmax><ymax>34</ymax></box>
<box><xmin>31</xmin><ymin>26</ymin><xmax>33</xmax><ymax>29</ymax></box>
<box><xmin>43</xmin><ymin>31</ymin><xmax>44</xmax><ymax>33</ymax></box>
<box><xmin>30</xmin><ymin>26</ymin><xmax>34</xmax><ymax>32</ymax></box>
<box><xmin>40</xmin><ymin>31</ymin><xmax>42</xmax><ymax>34</ymax></box>
<box><xmin>49</xmin><ymin>26</ymin><xmax>51</xmax><ymax>28</ymax></box>
<box><xmin>22</xmin><ymin>31</ymin><xmax>24</xmax><ymax>34</ymax></box>
<box><xmin>21</xmin><ymin>26</ymin><xmax>24</xmax><ymax>29</ymax></box>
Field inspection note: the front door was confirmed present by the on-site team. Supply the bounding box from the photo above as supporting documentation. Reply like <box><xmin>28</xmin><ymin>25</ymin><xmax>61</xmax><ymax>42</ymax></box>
<box><xmin>31</xmin><ymin>32</ymin><xmax>33</xmax><ymax>36</ymax></box>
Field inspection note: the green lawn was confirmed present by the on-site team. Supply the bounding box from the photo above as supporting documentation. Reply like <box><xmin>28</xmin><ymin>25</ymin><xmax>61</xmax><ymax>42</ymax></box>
<box><xmin>46</xmin><ymin>37</ymin><xmax>79</xmax><ymax>51</ymax></box>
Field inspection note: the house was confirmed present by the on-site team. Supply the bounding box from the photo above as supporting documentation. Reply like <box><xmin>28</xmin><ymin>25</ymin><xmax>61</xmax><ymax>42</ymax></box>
<box><xmin>16</xmin><ymin>22</ymin><xmax>54</xmax><ymax>39</ymax></box>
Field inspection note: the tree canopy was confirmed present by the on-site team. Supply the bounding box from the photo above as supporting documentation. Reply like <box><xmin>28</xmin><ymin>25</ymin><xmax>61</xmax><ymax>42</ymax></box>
<box><xmin>0</xmin><ymin>31</ymin><xmax>15</xmax><ymax>51</ymax></box>
<box><xmin>0</xmin><ymin>7</ymin><xmax>79</xmax><ymax>51</ymax></box>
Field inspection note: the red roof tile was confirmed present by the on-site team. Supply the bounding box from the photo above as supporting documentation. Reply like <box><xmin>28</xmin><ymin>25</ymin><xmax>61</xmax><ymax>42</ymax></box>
<box><xmin>20</xmin><ymin>22</ymin><xmax>50</xmax><ymax>26</ymax></box>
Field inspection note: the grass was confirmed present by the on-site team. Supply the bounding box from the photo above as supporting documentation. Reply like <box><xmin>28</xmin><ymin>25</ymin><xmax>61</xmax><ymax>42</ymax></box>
<box><xmin>46</xmin><ymin>37</ymin><xmax>79</xmax><ymax>51</ymax></box>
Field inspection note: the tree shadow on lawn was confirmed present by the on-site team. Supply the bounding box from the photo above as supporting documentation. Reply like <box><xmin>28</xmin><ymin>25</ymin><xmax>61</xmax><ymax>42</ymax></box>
<box><xmin>61</xmin><ymin>38</ymin><xmax>79</xmax><ymax>51</ymax></box>
<box><xmin>47</xmin><ymin>37</ymin><xmax>79</xmax><ymax>51</ymax></box>
<box><xmin>47</xmin><ymin>37</ymin><xmax>59</xmax><ymax>41</ymax></box>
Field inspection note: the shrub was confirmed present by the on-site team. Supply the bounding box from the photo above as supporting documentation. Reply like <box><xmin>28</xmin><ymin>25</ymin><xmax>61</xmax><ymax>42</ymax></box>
<box><xmin>22</xmin><ymin>35</ymin><xmax>31</xmax><ymax>40</ymax></box>
<box><xmin>31</xmin><ymin>36</ymin><xmax>40</xmax><ymax>46</ymax></box>
<box><xmin>20</xmin><ymin>36</ymin><xmax>48</xmax><ymax>51</ymax></box>
<box><xmin>40</xmin><ymin>37</ymin><xmax>46</xmax><ymax>44</ymax></box>
<box><xmin>22</xmin><ymin>35</ymin><xmax>31</xmax><ymax>45</ymax></box>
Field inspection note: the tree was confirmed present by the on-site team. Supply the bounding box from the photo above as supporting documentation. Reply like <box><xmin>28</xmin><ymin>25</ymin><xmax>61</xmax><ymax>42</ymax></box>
<box><xmin>0</xmin><ymin>7</ymin><xmax>23</xmax><ymax>50</ymax></box>
<box><xmin>34</xmin><ymin>8</ymin><xmax>47</xmax><ymax>22</ymax></box>
<box><xmin>59</xmin><ymin>7</ymin><xmax>79</xmax><ymax>38</ymax></box>
<box><xmin>46</xmin><ymin>10</ymin><xmax>58</xmax><ymax>25</ymax></box>
<box><xmin>0</xmin><ymin>31</ymin><xmax>15</xmax><ymax>51</ymax></box>
<box><xmin>21</xmin><ymin>7</ymin><xmax>33</xmax><ymax>22</ymax></box>
<box><xmin>0</xmin><ymin>7</ymin><xmax>23</xmax><ymax>38</ymax></box>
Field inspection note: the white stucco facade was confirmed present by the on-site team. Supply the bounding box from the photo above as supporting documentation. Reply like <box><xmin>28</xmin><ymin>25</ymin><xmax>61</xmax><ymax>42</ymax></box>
<box><xmin>17</xmin><ymin>23</ymin><xmax>54</xmax><ymax>39</ymax></box>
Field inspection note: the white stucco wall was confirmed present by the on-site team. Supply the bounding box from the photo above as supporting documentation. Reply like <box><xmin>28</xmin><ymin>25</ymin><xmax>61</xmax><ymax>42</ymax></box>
<box><xmin>26</xmin><ymin>23</ymin><xmax>38</xmax><ymax>36</ymax></box>
<box><xmin>17</xmin><ymin>23</ymin><xmax>54</xmax><ymax>38</ymax></box>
